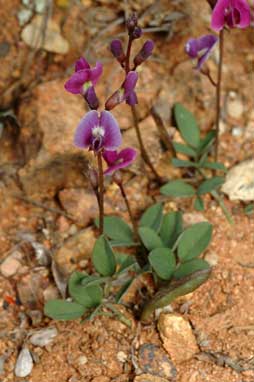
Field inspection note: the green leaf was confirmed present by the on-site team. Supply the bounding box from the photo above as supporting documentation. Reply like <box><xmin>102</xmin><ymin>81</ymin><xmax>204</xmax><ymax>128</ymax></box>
<box><xmin>95</xmin><ymin>216</ymin><xmax>134</xmax><ymax>244</ymax></box>
<box><xmin>244</xmin><ymin>203</ymin><xmax>254</xmax><ymax>216</ymax></box>
<box><xmin>68</xmin><ymin>272</ymin><xmax>103</xmax><ymax>308</ymax></box>
<box><xmin>194</xmin><ymin>196</ymin><xmax>204</xmax><ymax>211</ymax></box>
<box><xmin>139</xmin><ymin>203</ymin><xmax>163</xmax><ymax>232</ymax></box>
<box><xmin>92</xmin><ymin>235</ymin><xmax>116</xmax><ymax>276</ymax></box>
<box><xmin>201</xmin><ymin>161</ymin><xmax>227</xmax><ymax>172</ymax></box>
<box><xmin>138</xmin><ymin>227</ymin><xmax>164</xmax><ymax>251</ymax></box>
<box><xmin>197</xmin><ymin>176</ymin><xmax>224</xmax><ymax>195</ymax></box>
<box><xmin>114</xmin><ymin>252</ymin><xmax>137</xmax><ymax>273</ymax></box>
<box><xmin>44</xmin><ymin>299</ymin><xmax>86</xmax><ymax>321</ymax></box>
<box><xmin>197</xmin><ymin>130</ymin><xmax>215</xmax><ymax>154</ymax></box>
<box><xmin>172</xmin><ymin>158</ymin><xmax>197</xmax><ymax>168</ymax></box>
<box><xmin>174</xmin><ymin>103</ymin><xmax>200</xmax><ymax>148</ymax></box>
<box><xmin>160</xmin><ymin>211</ymin><xmax>183</xmax><ymax>248</ymax></box>
<box><xmin>149</xmin><ymin>248</ymin><xmax>176</xmax><ymax>280</ymax></box>
<box><xmin>174</xmin><ymin>259</ymin><xmax>210</xmax><ymax>279</ymax></box>
<box><xmin>160</xmin><ymin>180</ymin><xmax>196</xmax><ymax>198</ymax></box>
<box><xmin>178</xmin><ymin>222</ymin><xmax>212</xmax><ymax>262</ymax></box>
<box><xmin>172</xmin><ymin>142</ymin><xmax>197</xmax><ymax>158</ymax></box>
<box><xmin>141</xmin><ymin>269</ymin><xmax>211</xmax><ymax>321</ymax></box>
<box><xmin>115</xmin><ymin>278</ymin><xmax>133</xmax><ymax>303</ymax></box>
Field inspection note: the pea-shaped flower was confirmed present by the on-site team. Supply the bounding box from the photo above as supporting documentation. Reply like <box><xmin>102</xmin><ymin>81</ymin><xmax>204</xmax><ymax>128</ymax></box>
<box><xmin>185</xmin><ymin>34</ymin><xmax>218</xmax><ymax>70</ymax></box>
<box><xmin>65</xmin><ymin>57</ymin><xmax>103</xmax><ymax>95</ymax></box>
<box><xmin>211</xmin><ymin>0</ymin><xmax>251</xmax><ymax>31</ymax></box>
<box><xmin>74</xmin><ymin>110</ymin><xmax>122</xmax><ymax>152</ymax></box>
<box><xmin>103</xmin><ymin>148</ymin><xmax>137</xmax><ymax>175</ymax></box>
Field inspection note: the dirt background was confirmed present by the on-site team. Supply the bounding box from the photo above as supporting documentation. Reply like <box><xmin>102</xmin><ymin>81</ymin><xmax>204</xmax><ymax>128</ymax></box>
<box><xmin>1</xmin><ymin>0</ymin><xmax>254</xmax><ymax>381</ymax></box>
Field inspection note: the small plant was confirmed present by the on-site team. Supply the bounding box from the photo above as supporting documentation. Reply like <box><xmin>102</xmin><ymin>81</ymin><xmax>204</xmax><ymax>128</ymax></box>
<box><xmin>45</xmin><ymin>202</ymin><xmax>212</xmax><ymax>322</ymax></box>
<box><xmin>44</xmin><ymin>13</ymin><xmax>213</xmax><ymax>325</ymax></box>
<box><xmin>160</xmin><ymin>103</ymin><xmax>233</xmax><ymax>223</ymax></box>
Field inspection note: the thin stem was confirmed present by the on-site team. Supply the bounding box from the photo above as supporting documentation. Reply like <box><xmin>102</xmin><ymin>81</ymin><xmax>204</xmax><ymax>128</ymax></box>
<box><xmin>215</xmin><ymin>29</ymin><xmax>224</xmax><ymax>162</ymax></box>
<box><xmin>131</xmin><ymin>105</ymin><xmax>162</xmax><ymax>183</ymax></box>
<box><xmin>97</xmin><ymin>151</ymin><xmax>104</xmax><ymax>235</ymax></box>
<box><xmin>118</xmin><ymin>182</ymin><xmax>138</xmax><ymax>237</ymax></box>
<box><xmin>125</xmin><ymin>36</ymin><xmax>133</xmax><ymax>73</ymax></box>
<box><xmin>200</xmin><ymin>68</ymin><xmax>217</xmax><ymax>87</ymax></box>
<box><xmin>198</xmin><ymin>168</ymin><xmax>233</xmax><ymax>225</ymax></box>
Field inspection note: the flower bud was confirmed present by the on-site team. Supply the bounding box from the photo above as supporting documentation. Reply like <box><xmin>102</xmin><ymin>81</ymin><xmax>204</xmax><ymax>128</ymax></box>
<box><xmin>126</xmin><ymin>13</ymin><xmax>138</xmax><ymax>33</ymax></box>
<box><xmin>134</xmin><ymin>40</ymin><xmax>154</xmax><ymax>67</ymax></box>
<box><xmin>132</xmin><ymin>26</ymin><xmax>142</xmax><ymax>39</ymax></box>
<box><xmin>110</xmin><ymin>39</ymin><xmax>126</xmax><ymax>66</ymax></box>
<box><xmin>105</xmin><ymin>89</ymin><xmax>124</xmax><ymax>111</ymax></box>
<box><xmin>126</xmin><ymin>91</ymin><xmax>138</xmax><ymax>106</ymax></box>
<box><xmin>84</xmin><ymin>86</ymin><xmax>99</xmax><ymax>110</ymax></box>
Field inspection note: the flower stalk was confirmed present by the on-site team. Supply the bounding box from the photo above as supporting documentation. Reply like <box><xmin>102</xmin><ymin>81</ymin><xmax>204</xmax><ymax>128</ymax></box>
<box><xmin>97</xmin><ymin>151</ymin><xmax>104</xmax><ymax>235</ymax></box>
<box><xmin>214</xmin><ymin>29</ymin><xmax>224</xmax><ymax>162</ymax></box>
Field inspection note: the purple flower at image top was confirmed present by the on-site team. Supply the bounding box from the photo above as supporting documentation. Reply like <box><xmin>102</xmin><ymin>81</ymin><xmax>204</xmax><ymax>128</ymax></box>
<box><xmin>105</xmin><ymin>71</ymin><xmax>138</xmax><ymax>110</ymax></box>
<box><xmin>74</xmin><ymin>110</ymin><xmax>122</xmax><ymax>152</ymax></box>
<box><xmin>103</xmin><ymin>148</ymin><xmax>137</xmax><ymax>175</ymax></box>
<box><xmin>65</xmin><ymin>57</ymin><xmax>103</xmax><ymax>95</ymax></box>
<box><xmin>211</xmin><ymin>0</ymin><xmax>251</xmax><ymax>32</ymax></box>
<box><xmin>185</xmin><ymin>34</ymin><xmax>218</xmax><ymax>70</ymax></box>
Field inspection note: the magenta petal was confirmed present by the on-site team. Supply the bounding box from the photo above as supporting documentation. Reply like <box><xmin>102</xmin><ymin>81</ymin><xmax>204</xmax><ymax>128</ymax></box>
<box><xmin>100</xmin><ymin>111</ymin><xmax>122</xmax><ymax>151</ymax></box>
<box><xmin>126</xmin><ymin>90</ymin><xmax>138</xmax><ymax>106</ymax></box>
<box><xmin>232</xmin><ymin>0</ymin><xmax>250</xmax><ymax>28</ymax></box>
<box><xmin>75</xmin><ymin>57</ymin><xmax>90</xmax><ymax>72</ymax></box>
<box><xmin>104</xmin><ymin>148</ymin><xmax>137</xmax><ymax>175</ymax></box>
<box><xmin>64</xmin><ymin>70</ymin><xmax>89</xmax><ymax>94</ymax></box>
<box><xmin>123</xmin><ymin>71</ymin><xmax>138</xmax><ymax>98</ymax></box>
<box><xmin>211</xmin><ymin>0</ymin><xmax>230</xmax><ymax>31</ymax></box>
<box><xmin>89</xmin><ymin>62</ymin><xmax>103</xmax><ymax>86</ymax></box>
<box><xmin>185</xmin><ymin>35</ymin><xmax>218</xmax><ymax>70</ymax></box>
<box><xmin>103</xmin><ymin>150</ymin><xmax>118</xmax><ymax>165</ymax></box>
<box><xmin>74</xmin><ymin>111</ymin><xmax>99</xmax><ymax>148</ymax></box>
<box><xmin>196</xmin><ymin>35</ymin><xmax>218</xmax><ymax>69</ymax></box>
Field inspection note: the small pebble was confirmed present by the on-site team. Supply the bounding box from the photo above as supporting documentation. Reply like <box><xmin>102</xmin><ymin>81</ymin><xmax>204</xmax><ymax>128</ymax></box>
<box><xmin>30</xmin><ymin>327</ymin><xmax>58</xmax><ymax>347</ymax></box>
<box><xmin>1</xmin><ymin>257</ymin><xmax>21</xmax><ymax>277</ymax></box>
<box><xmin>117</xmin><ymin>351</ymin><xmax>128</xmax><ymax>363</ymax></box>
<box><xmin>232</xmin><ymin>126</ymin><xmax>243</xmax><ymax>137</ymax></box>
<box><xmin>15</xmin><ymin>348</ymin><xmax>33</xmax><ymax>377</ymax></box>
<box><xmin>78</xmin><ymin>355</ymin><xmax>88</xmax><ymax>365</ymax></box>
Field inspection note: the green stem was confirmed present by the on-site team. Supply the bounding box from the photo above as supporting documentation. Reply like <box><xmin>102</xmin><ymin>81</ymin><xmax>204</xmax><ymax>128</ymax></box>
<box><xmin>198</xmin><ymin>168</ymin><xmax>233</xmax><ymax>225</ymax></box>
<box><xmin>214</xmin><ymin>29</ymin><xmax>224</xmax><ymax>162</ymax></box>
<box><xmin>97</xmin><ymin>151</ymin><xmax>104</xmax><ymax>234</ymax></box>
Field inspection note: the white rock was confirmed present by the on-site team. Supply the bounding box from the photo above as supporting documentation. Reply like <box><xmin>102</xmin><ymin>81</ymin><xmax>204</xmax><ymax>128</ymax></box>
<box><xmin>231</xmin><ymin>126</ymin><xmax>243</xmax><ymax>137</ymax></box>
<box><xmin>222</xmin><ymin>159</ymin><xmax>254</xmax><ymax>201</ymax></box>
<box><xmin>226</xmin><ymin>91</ymin><xmax>244</xmax><ymax>119</ymax></box>
<box><xmin>21</xmin><ymin>15</ymin><xmax>69</xmax><ymax>54</ymax></box>
<box><xmin>1</xmin><ymin>257</ymin><xmax>21</xmax><ymax>277</ymax></box>
<box><xmin>15</xmin><ymin>348</ymin><xmax>33</xmax><ymax>377</ymax></box>
<box><xmin>158</xmin><ymin>313</ymin><xmax>199</xmax><ymax>363</ymax></box>
<box><xmin>17</xmin><ymin>9</ymin><xmax>33</xmax><ymax>26</ymax></box>
<box><xmin>117</xmin><ymin>351</ymin><xmax>127</xmax><ymax>363</ymax></box>
<box><xmin>78</xmin><ymin>355</ymin><xmax>88</xmax><ymax>365</ymax></box>
<box><xmin>30</xmin><ymin>327</ymin><xmax>58</xmax><ymax>347</ymax></box>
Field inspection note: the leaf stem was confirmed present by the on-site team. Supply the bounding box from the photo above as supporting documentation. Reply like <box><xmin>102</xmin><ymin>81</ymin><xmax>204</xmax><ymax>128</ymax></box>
<box><xmin>97</xmin><ymin>151</ymin><xmax>104</xmax><ymax>234</ymax></box>
<box><xmin>198</xmin><ymin>168</ymin><xmax>233</xmax><ymax>225</ymax></box>
<box><xmin>215</xmin><ymin>29</ymin><xmax>224</xmax><ymax>162</ymax></box>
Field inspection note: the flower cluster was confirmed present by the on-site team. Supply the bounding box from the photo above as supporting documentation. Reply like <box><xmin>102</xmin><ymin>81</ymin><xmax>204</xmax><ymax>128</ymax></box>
<box><xmin>185</xmin><ymin>0</ymin><xmax>250</xmax><ymax>69</ymax></box>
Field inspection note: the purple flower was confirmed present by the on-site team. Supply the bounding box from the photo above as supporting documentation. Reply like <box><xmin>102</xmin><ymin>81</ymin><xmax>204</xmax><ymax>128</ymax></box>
<box><xmin>110</xmin><ymin>39</ymin><xmax>126</xmax><ymax>65</ymax></box>
<box><xmin>211</xmin><ymin>0</ymin><xmax>251</xmax><ymax>31</ymax></box>
<box><xmin>103</xmin><ymin>148</ymin><xmax>137</xmax><ymax>175</ymax></box>
<box><xmin>65</xmin><ymin>57</ymin><xmax>103</xmax><ymax>95</ymax></box>
<box><xmin>74</xmin><ymin>110</ymin><xmax>122</xmax><ymax>152</ymax></box>
<box><xmin>105</xmin><ymin>71</ymin><xmax>138</xmax><ymax>110</ymax></box>
<box><xmin>185</xmin><ymin>35</ymin><xmax>218</xmax><ymax>70</ymax></box>
<box><xmin>134</xmin><ymin>40</ymin><xmax>154</xmax><ymax>67</ymax></box>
